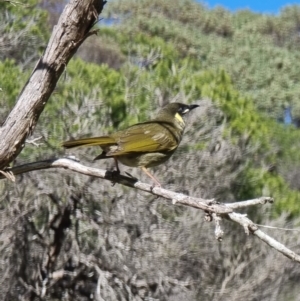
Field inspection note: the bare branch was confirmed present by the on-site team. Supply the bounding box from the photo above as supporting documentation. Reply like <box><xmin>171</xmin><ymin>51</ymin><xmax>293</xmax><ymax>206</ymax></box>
<box><xmin>25</xmin><ymin>136</ymin><xmax>43</xmax><ymax>147</ymax></box>
<box><xmin>2</xmin><ymin>157</ymin><xmax>232</xmax><ymax>214</ymax></box>
<box><xmin>212</xmin><ymin>213</ymin><xmax>224</xmax><ymax>241</ymax></box>
<box><xmin>2</xmin><ymin>157</ymin><xmax>300</xmax><ymax>263</ymax></box>
<box><xmin>228</xmin><ymin>212</ymin><xmax>300</xmax><ymax>262</ymax></box>
<box><xmin>226</xmin><ymin>197</ymin><xmax>274</xmax><ymax>209</ymax></box>
<box><xmin>0</xmin><ymin>169</ymin><xmax>15</xmax><ymax>182</ymax></box>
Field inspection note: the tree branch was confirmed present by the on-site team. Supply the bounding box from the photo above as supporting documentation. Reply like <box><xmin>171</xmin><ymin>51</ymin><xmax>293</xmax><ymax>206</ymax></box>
<box><xmin>2</xmin><ymin>157</ymin><xmax>300</xmax><ymax>263</ymax></box>
<box><xmin>0</xmin><ymin>0</ymin><xmax>106</xmax><ymax>169</ymax></box>
<box><xmin>1</xmin><ymin>157</ymin><xmax>233</xmax><ymax>214</ymax></box>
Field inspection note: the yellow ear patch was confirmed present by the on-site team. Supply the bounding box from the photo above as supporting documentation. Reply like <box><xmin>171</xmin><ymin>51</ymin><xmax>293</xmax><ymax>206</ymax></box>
<box><xmin>175</xmin><ymin>112</ymin><xmax>184</xmax><ymax>123</ymax></box>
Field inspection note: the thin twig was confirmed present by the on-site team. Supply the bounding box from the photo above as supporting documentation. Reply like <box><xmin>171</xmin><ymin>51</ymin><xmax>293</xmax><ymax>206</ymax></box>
<box><xmin>256</xmin><ymin>224</ymin><xmax>300</xmax><ymax>232</ymax></box>
<box><xmin>225</xmin><ymin>197</ymin><xmax>274</xmax><ymax>209</ymax></box>
<box><xmin>26</xmin><ymin>136</ymin><xmax>43</xmax><ymax>147</ymax></box>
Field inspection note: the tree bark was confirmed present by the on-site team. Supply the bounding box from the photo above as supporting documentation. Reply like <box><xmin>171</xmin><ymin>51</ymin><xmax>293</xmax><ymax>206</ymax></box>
<box><xmin>0</xmin><ymin>0</ymin><xmax>106</xmax><ymax>169</ymax></box>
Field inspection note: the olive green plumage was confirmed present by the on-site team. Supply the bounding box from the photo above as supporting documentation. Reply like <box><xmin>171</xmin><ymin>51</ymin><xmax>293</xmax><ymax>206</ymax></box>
<box><xmin>63</xmin><ymin>102</ymin><xmax>198</xmax><ymax>186</ymax></box>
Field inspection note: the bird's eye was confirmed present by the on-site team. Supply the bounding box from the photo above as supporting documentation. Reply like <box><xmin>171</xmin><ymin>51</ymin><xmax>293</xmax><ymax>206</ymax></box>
<box><xmin>178</xmin><ymin>106</ymin><xmax>189</xmax><ymax>115</ymax></box>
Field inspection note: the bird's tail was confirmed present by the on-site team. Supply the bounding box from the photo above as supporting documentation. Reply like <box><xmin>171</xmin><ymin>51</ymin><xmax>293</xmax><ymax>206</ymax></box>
<box><xmin>62</xmin><ymin>136</ymin><xmax>116</xmax><ymax>148</ymax></box>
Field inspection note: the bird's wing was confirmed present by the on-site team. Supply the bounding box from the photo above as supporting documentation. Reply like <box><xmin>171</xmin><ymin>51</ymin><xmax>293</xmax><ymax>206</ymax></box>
<box><xmin>108</xmin><ymin>122</ymin><xmax>178</xmax><ymax>155</ymax></box>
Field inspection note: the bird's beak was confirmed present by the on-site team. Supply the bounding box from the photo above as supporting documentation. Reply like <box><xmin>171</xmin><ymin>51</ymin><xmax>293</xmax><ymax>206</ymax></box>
<box><xmin>181</xmin><ymin>104</ymin><xmax>199</xmax><ymax>114</ymax></box>
<box><xmin>188</xmin><ymin>104</ymin><xmax>199</xmax><ymax>111</ymax></box>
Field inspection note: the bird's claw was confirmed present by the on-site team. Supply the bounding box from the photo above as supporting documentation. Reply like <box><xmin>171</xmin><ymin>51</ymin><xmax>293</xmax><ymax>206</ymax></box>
<box><xmin>110</xmin><ymin>169</ymin><xmax>120</xmax><ymax>186</ymax></box>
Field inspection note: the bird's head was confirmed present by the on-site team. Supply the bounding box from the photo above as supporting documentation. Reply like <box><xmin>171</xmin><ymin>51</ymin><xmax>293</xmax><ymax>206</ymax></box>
<box><xmin>156</xmin><ymin>102</ymin><xmax>199</xmax><ymax>124</ymax></box>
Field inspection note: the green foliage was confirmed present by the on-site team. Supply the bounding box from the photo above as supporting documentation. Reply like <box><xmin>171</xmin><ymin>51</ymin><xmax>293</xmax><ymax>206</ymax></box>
<box><xmin>107</xmin><ymin>0</ymin><xmax>300</xmax><ymax>122</ymax></box>
<box><xmin>0</xmin><ymin>60</ymin><xmax>28</xmax><ymax>121</ymax></box>
<box><xmin>0</xmin><ymin>0</ymin><xmax>48</xmax><ymax>37</ymax></box>
<box><xmin>0</xmin><ymin>0</ymin><xmax>49</xmax><ymax>64</ymax></box>
<box><xmin>0</xmin><ymin>60</ymin><xmax>26</xmax><ymax>104</ymax></box>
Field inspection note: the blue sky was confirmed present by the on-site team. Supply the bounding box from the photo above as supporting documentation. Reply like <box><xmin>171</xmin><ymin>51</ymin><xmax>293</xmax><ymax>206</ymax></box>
<box><xmin>197</xmin><ymin>0</ymin><xmax>300</xmax><ymax>14</ymax></box>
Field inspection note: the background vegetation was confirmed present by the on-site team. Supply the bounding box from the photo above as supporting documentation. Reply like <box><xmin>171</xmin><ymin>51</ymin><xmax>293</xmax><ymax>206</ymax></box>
<box><xmin>1</xmin><ymin>0</ymin><xmax>300</xmax><ymax>300</ymax></box>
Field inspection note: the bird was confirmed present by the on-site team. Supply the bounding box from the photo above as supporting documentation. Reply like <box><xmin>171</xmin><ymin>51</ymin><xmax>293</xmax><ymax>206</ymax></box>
<box><xmin>63</xmin><ymin>102</ymin><xmax>199</xmax><ymax>186</ymax></box>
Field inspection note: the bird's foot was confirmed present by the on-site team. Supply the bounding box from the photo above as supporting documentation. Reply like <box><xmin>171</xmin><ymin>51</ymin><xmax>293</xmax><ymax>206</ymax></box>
<box><xmin>110</xmin><ymin>169</ymin><xmax>120</xmax><ymax>186</ymax></box>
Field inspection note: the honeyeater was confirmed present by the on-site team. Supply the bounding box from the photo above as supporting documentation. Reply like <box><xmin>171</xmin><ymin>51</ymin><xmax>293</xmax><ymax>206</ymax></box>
<box><xmin>63</xmin><ymin>102</ymin><xmax>198</xmax><ymax>186</ymax></box>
